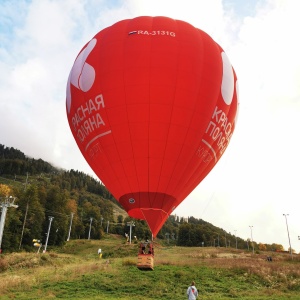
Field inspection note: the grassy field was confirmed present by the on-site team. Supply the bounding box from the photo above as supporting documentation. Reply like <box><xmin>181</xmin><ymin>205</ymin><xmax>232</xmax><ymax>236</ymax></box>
<box><xmin>0</xmin><ymin>234</ymin><xmax>299</xmax><ymax>299</ymax></box>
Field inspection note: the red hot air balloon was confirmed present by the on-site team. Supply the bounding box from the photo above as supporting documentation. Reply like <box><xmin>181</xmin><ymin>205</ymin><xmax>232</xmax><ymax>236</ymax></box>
<box><xmin>66</xmin><ymin>16</ymin><xmax>239</xmax><ymax>238</ymax></box>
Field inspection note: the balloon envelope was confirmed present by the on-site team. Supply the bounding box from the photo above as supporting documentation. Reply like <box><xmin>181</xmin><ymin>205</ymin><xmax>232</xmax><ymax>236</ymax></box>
<box><xmin>66</xmin><ymin>16</ymin><xmax>238</xmax><ymax>237</ymax></box>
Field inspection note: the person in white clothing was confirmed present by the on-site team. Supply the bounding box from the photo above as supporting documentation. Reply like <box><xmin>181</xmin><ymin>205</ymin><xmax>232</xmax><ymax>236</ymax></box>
<box><xmin>97</xmin><ymin>248</ymin><xmax>102</xmax><ymax>258</ymax></box>
<box><xmin>187</xmin><ymin>281</ymin><xmax>198</xmax><ymax>300</ymax></box>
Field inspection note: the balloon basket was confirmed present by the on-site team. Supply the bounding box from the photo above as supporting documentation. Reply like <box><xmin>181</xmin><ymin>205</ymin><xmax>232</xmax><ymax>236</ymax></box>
<box><xmin>137</xmin><ymin>254</ymin><xmax>154</xmax><ymax>271</ymax></box>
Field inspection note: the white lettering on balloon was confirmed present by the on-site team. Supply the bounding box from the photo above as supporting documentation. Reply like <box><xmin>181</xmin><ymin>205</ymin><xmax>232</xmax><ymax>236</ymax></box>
<box><xmin>87</xmin><ymin>142</ymin><xmax>103</xmax><ymax>160</ymax></box>
<box><xmin>129</xmin><ymin>30</ymin><xmax>176</xmax><ymax>37</ymax></box>
<box><xmin>70</xmin><ymin>94</ymin><xmax>111</xmax><ymax>145</ymax></box>
<box><xmin>196</xmin><ymin>147</ymin><xmax>213</xmax><ymax>163</ymax></box>
<box><xmin>197</xmin><ymin>106</ymin><xmax>234</xmax><ymax>163</ymax></box>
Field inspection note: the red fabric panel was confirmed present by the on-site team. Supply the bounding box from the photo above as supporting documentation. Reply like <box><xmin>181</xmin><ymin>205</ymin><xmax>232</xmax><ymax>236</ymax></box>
<box><xmin>67</xmin><ymin>16</ymin><xmax>238</xmax><ymax>237</ymax></box>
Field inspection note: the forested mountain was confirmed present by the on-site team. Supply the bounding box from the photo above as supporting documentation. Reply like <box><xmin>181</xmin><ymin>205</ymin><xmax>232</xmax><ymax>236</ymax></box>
<box><xmin>0</xmin><ymin>144</ymin><xmax>284</xmax><ymax>253</ymax></box>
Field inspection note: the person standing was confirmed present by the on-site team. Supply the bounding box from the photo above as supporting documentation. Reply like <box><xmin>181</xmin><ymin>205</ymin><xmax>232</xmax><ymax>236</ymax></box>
<box><xmin>98</xmin><ymin>248</ymin><xmax>102</xmax><ymax>258</ymax></box>
<box><xmin>187</xmin><ymin>281</ymin><xmax>198</xmax><ymax>300</ymax></box>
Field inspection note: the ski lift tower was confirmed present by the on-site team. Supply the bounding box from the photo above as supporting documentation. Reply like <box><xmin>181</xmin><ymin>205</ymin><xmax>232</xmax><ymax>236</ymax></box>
<box><xmin>0</xmin><ymin>196</ymin><xmax>18</xmax><ymax>253</ymax></box>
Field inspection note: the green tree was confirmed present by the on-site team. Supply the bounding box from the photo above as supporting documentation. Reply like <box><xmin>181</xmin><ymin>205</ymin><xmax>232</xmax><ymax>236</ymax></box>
<box><xmin>17</xmin><ymin>185</ymin><xmax>45</xmax><ymax>250</ymax></box>
<box><xmin>43</xmin><ymin>187</ymin><xmax>68</xmax><ymax>246</ymax></box>
<box><xmin>178</xmin><ymin>223</ymin><xmax>192</xmax><ymax>246</ymax></box>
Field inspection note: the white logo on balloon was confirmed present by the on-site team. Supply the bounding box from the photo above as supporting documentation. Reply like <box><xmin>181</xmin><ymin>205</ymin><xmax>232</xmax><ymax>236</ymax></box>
<box><xmin>66</xmin><ymin>44</ymin><xmax>237</xmax><ymax>114</ymax></box>
<box><xmin>221</xmin><ymin>52</ymin><xmax>235</xmax><ymax>105</ymax></box>
<box><xmin>66</xmin><ymin>38</ymin><xmax>97</xmax><ymax>113</ymax></box>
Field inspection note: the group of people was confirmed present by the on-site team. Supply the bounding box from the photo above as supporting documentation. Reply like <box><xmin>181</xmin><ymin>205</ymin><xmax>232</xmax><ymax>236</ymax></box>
<box><xmin>139</xmin><ymin>240</ymin><xmax>154</xmax><ymax>255</ymax></box>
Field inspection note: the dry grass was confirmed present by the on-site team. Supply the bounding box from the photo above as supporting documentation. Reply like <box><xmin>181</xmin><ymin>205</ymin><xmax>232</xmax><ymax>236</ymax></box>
<box><xmin>155</xmin><ymin>246</ymin><xmax>300</xmax><ymax>287</ymax></box>
<box><xmin>1</xmin><ymin>238</ymin><xmax>300</xmax><ymax>299</ymax></box>
<box><xmin>0</xmin><ymin>251</ymin><xmax>113</xmax><ymax>295</ymax></box>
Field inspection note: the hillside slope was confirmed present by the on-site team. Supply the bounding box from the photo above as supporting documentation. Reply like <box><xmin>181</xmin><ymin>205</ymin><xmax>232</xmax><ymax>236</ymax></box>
<box><xmin>0</xmin><ymin>234</ymin><xmax>299</xmax><ymax>300</ymax></box>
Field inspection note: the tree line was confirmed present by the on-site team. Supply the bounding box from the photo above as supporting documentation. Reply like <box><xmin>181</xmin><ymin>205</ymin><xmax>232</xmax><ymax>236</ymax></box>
<box><xmin>0</xmin><ymin>144</ymin><xmax>284</xmax><ymax>253</ymax></box>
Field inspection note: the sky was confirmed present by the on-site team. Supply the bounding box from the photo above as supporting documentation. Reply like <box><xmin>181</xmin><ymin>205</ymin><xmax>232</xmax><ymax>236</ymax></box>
<box><xmin>1</xmin><ymin>0</ymin><xmax>300</xmax><ymax>252</ymax></box>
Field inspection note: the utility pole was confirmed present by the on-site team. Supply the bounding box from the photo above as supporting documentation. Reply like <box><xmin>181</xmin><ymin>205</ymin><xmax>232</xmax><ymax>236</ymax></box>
<box><xmin>165</xmin><ymin>232</ymin><xmax>170</xmax><ymax>244</ymax></box>
<box><xmin>88</xmin><ymin>217</ymin><xmax>93</xmax><ymax>240</ymax></box>
<box><xmin>283</xmin><ymin>214</ymin><xmax>293</xmax><ymax>259</ymax></box>
<box><xmin>19</xmin><ymin>173</ymin><xmax>29</xmax><ymax>249</ymax></box>
<box><xmin>19</xmin><ymin>200</ymin><xmax>29</xmax><ymax>250</ymax></box>
<box><xmin>44</xmin><ymin>216</ymin><xmax>54</xmax><ymax>253</ymax></box>
<box><xmin>24</xmin><ymin>172</ymin><xmax>29</xmax><ymax>190</ymax></box>
<box><xmin>126</xmin><ymin>221</ymin><xmax>135</xmax><ymax>244</ymax></box>
<box><xmin>249</xmin><ymin>226</ymin><xmax>254</xmax><ymax>254</ymax></box>
<box><xmin>67</xmin><ymin>212</ymin><xmax>74</xmax><ymax>241</ymax></box>
<box><xmin>106</xmin><ymin>220</ymin><xmax>109</xmax><ymax>234</ymax></box>
<box><xmin>234</xmin><ymin>230</ymin><xmax>238</xmax><ymax>249</ymax></box>
<box><xmin>0</xmin><ymin>196</ymin><xmax>18</xmax><ymax>253</ymax></box>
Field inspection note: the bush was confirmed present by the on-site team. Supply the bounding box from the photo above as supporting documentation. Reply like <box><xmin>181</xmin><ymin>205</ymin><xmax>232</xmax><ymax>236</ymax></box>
<box><xmin>0</xmin><ymin>257</ymin><xmax>8</xmax><ymax>272</ymax></box>
<box><xmin>122</xmin><ymin>258</ymin><xmax>136</xmax><ymax>266</ymax></box>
